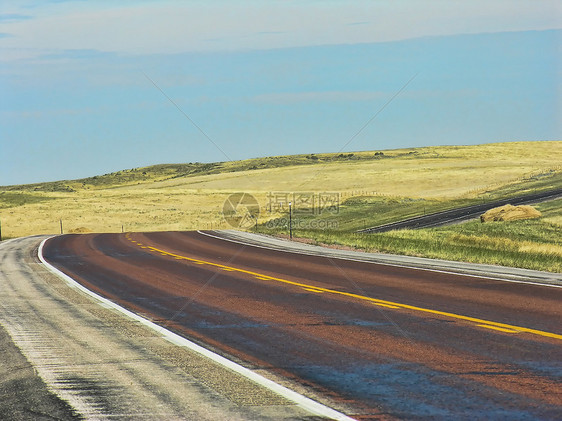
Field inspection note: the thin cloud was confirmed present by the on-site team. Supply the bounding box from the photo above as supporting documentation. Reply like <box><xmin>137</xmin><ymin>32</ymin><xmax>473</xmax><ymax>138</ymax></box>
<box><xmin>39</xmin><ymin>48</ymin><xmax>117</xmax><ymax>60</ymax></box>
<box><xmin>252</xmin><ymin>91</ymin><xmax>388</xmax><ymax>104</ymax></box>
<box><xmin>2</xmin><ymin>106</ymin><xmax>98</xmax><ymax>119</ymax></box>
<box><xmin>256</xmin><ymin>31</ymin><xmax>287</xmax><ymax>35</ymax></box>
<box><xmin>2</xmin><ymin>1</ymin><xmax>560</xmax><ymax>60</ymax></box>
<box><xmin>0</xmin><ymin>14</ymin><xmax>32</xmax><ymax>22</ymax></box>
<box><xmin>346</xmin><ymin>21</ymin><xmax>370</xmax><ymax>26</ymax></box>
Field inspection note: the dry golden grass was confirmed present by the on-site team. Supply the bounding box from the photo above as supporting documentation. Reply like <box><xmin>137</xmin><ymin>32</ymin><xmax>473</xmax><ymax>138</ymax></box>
<box><xmin>1</xmin><ymin>141</ymin><xmax>560</xmax><ymax>238</ymax></box>
<box><xmin>448</xmin><ymin>233</ymin><xmax>562</xmax><ymax>258</ymax></box>
<box><xmin>141</xmin><ymin>141</ymin><xmax>562</xmax><ymax>198</ymax></box>
<box><xmin>518</xmin><ymin>242</ymin><xmax>562</xmax><ymax>258</ymax></box>
<box><xmin>543</xmin><ymin>216</ymin><xmax>562</xmax><ymax>226</ymax></box>
<box><xmin>0</xmin><ymin>189</ymin><xmax>240</xmax><ymax>237</ymax></box>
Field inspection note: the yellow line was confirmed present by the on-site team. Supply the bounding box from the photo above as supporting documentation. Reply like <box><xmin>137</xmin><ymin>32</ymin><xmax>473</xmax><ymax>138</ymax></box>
<box><xmin>303</xmin><ymin>288</ymin><xmax>324</xmax><ymax>293</ymax></box>
<box><xmin>477</xmin><ymin>324</ymin><xmax>519</xmax><ymax>334</ymax></box>
<box><xmin>374</xmin><ymin>303</ymin><xmax>400</xmax><ymax>309</ymax></box>
<box><xmin>126</xmin><ymin>238</ymin><xmax>562</xmax><ymax>341</ymax></box>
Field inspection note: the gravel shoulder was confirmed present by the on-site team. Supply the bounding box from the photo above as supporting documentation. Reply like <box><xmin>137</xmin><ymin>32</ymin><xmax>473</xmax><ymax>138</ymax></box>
<box><xmin>0</xmin><ymin>321</ymin><xmax>81</xmax><ymax>420</ymax></box>
<box><xmin>0</xmin><ymin>236</ymin><xmax>324</xmax><ymax>420</ymax></box>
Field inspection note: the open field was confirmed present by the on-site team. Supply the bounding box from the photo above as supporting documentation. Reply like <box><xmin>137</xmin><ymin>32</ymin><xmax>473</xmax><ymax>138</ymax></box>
<box><xmin>274</xmin><ymin>198</ymin><xmax>562</xmax><ymax>273</ymax></box>
<box><xmin>1</xmin><ymin>141</ymin><xmax>561</xmax><ymax>271</ymax></box>
<box><xmin>258</xmin><ymin>171</ymin><xmax>562</xmax><ymax>272</ymax></box>
<box><xmin>263</xmin><ymin>171</ymin><xmax>562</xmax><ymax>232</ymax></box>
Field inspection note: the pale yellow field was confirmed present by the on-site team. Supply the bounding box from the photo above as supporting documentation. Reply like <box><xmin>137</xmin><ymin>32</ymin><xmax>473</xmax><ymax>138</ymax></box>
<box><xmin>1</xmin><ymin>189</ymin><xmax>237</xmax><ymax>237</ymax></box>
<box><xmin>1</xmin><ymin>141</ymin><xmax>560</xmax><ymax>238</ymax></box>
<box><xmin>141</xmin><ymin>141</ymin><xmax>561</xmax><ymax>197</ymax></box>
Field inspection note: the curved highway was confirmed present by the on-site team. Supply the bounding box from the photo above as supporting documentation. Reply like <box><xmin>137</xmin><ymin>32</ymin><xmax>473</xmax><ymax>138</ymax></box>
<box><xmin>43</xmin><ymin>231</ymin><xmax>562</xmax><ymax>419</ymax></box>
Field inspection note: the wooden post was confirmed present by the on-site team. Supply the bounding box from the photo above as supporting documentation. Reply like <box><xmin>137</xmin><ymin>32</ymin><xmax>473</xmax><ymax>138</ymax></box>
<box><xmin>289</xmin><ymin>202</ymin><xmax>293</xmax><ymax>240</ymax></box>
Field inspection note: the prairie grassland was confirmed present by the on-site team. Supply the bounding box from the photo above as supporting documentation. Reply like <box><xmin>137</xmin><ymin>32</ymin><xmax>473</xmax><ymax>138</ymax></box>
<box><xmin>0</xmin><ymin>189</ymin><xmax>241</xmax><ymax>238</ymax></box>
<box><xmin>266</xmin><ymin>198</ymin><xmax>562</xmax><ymax>273</ymax></box>
<box><xmin>268</xmin><ymin>170</ymin><xmax>562</xmax><ymax>232</ymax></box>
<box><xmin>133</xmin><ymin>141</ymin><xmax>562</xmax><ymax>198</ymax></box>
<box><xmin>0</xmin><ymin>141</ymin><xmax>560</xmax><ymax>244</ymax></box>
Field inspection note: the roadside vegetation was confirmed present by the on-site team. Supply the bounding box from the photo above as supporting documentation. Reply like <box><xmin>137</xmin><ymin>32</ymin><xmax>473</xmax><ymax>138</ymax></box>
<box><xmin>260</xmin><ymin>171</ymin><xmax>562</xmax><ymax>232</ymax></box>
<box><xmin>1</xmin><ymin>141</ymin><xmax>560</xmax><ymax>272</ymax></box>
<box><xmin>258</xmin><ymin>171</ymin><xmax>562</xmax><ymax>272</ymax></box>
<box><xmin>263</xmin><ymin>197</ymin><xmax>562</xmax><ymax>273</ymax></box>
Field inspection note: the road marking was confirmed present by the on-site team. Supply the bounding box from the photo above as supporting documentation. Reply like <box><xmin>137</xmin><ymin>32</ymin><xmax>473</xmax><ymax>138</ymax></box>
<box><xmin>40</xmin><ymin>237</ymin><xmax>356</xmax><ymax>421</ymax></box>
<box><xmin>303</xmin><ymin>288</ymin><xmax>324</xmax><ymax>293</ymax></box>
<box><xmin>477</xmin><ymin>324</ymin><xmax>519</xmax><ymax>334</ymax></box>
<box><xmin>373</xmin><ymin>303</ymin><xmax>400</xmax><ymax>309</ymax></box>
<box><xmin>198</xmin><ymin>230</ymin><xmax>562</xmax><ymax>289</ymax></box>
<box><xmin>126</xmin><ymin>236</ymin><xmax>562</xmax><ymax>341</ymax></box>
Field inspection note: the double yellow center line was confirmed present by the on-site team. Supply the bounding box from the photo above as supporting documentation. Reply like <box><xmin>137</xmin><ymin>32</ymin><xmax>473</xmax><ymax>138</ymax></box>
<box><xmin>125</xmin><ymin>234</ymin><xmax>562</xmax><ymax>341</ymax></box>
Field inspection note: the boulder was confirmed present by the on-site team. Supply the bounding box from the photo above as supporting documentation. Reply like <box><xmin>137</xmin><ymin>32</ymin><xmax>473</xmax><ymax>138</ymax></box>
<box><xmin>480</xmin><ymin>204</ymin><xmax>541</xmax><ymax>223</ymax></box>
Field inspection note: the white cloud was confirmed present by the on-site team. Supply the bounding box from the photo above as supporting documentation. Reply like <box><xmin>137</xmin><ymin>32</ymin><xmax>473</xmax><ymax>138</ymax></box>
<box><xmin>0</xmin><ymin>0</ymin><xmax>560</xmax><ymax>60</ymax></box>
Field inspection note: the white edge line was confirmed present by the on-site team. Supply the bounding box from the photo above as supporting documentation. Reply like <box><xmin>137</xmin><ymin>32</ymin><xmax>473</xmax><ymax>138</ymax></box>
<box><xmin>197</xmin><ymin>231</ymin><xmax>562</xmax><ymax>289</ymax></box>
<box><xmin>37</xmin><ymin>237</ymin><xmax>356</xmax><ymax>421</ymax></box>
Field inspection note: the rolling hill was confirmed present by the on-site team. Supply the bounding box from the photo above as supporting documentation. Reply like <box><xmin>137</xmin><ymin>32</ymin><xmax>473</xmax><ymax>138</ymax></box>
<box><xmin>1</xmin><ymin>140</ymin><xmax>561</xmax><ymax>271</ymax></box>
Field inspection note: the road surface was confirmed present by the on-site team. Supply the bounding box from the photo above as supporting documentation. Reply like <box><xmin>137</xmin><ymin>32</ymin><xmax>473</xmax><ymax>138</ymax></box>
<box><xmin>0</xmin><ymin>236</ymin><xmax>327</xmax><ymax>420</ymax></box>
<box><xmin>42</xmin><ymin>230</ymin><xmax>562</xmax><ymax>420</ymax></box>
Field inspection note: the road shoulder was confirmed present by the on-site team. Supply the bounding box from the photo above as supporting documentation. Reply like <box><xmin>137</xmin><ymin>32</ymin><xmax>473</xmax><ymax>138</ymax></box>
<box><xmin>0</xmin><ymin>322</ymin><xmax>81</xmax><ymax>420</ymax></box>
<box><xmin>212</xmin><ymin>230</ymin><xmax>562</xmax><ymax>287</ymax></box>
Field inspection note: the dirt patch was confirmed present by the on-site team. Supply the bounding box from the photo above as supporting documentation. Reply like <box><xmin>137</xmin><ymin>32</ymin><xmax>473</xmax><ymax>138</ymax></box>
<box><xmin>480</xmin><ymin>204</ymin><xmax>541</xmax><ymax>222</ymax></box>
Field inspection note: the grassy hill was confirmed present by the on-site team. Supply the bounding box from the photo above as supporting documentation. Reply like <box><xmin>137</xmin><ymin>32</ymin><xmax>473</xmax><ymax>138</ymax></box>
<box><xmin>1</xmin><ymin>141</ymin><xmax>561</xmax><ymax>271</ymax></box>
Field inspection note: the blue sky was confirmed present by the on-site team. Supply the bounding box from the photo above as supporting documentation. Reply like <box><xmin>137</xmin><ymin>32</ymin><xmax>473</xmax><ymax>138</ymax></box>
<box><xmin>1</xmin><ymin>1</ymin><xmax>560</xmax><ymax>185</ymax></box>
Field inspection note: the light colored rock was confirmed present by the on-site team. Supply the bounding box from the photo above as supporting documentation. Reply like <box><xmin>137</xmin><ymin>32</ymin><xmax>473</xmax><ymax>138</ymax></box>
<box><xmin>480</xmin><ymin>204</ymin><xmax>541</xmax><ymax>222</ymax></box>
<box><xmin>68</xmin><ymin>227</ymin><xmax>93</xmax><ymax>233</ymax></box>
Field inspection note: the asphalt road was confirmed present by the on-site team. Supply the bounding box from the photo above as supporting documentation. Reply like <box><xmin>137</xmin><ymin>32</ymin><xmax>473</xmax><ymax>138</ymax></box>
<box><xmin>43</xmin><ymin>231</ymin><xmax>562</xmax><ymax>420</ymax></box>
<box><xmin>0</xmin><ymin>236</ymin><xmax>323</xmax><ymax>421</ymax></box>
<box><xmin>359</xmin><ymin>187</ymin><xmax>562</xmax><ymax>233</ymax></box>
